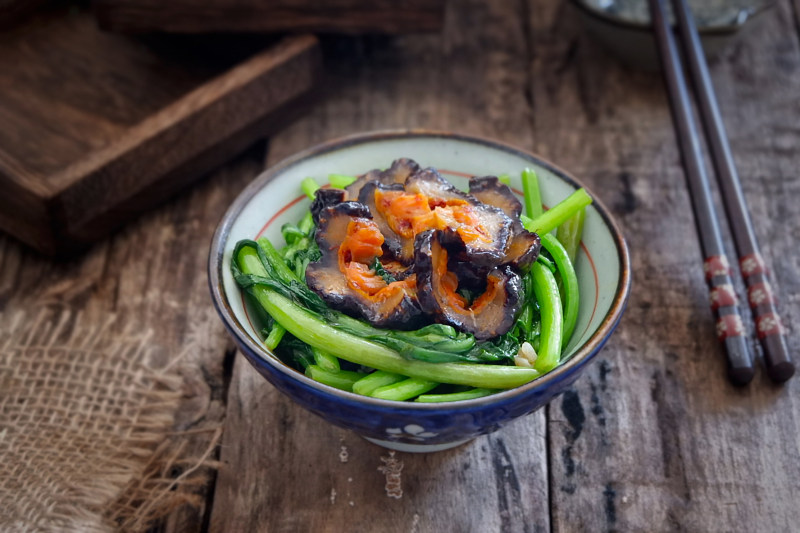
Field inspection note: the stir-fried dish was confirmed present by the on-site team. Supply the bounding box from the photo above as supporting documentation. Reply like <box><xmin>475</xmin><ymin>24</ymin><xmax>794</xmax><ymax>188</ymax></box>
<box><xmin>232</xmin><ymin>159</ymin><xmax>592</xmax><ymax>402</ymax></box>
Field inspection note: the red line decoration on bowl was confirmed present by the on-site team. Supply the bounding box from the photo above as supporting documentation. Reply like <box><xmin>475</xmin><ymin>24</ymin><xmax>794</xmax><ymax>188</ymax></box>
<box><xmin>244</xmin><ymin>171</ymin><xmax>601</xmax><ymax>362</ymax></box>
<box><xmin>256</xmin><ymin>194</ymin><xmax>307</xmax><ymax>240</ymax></box>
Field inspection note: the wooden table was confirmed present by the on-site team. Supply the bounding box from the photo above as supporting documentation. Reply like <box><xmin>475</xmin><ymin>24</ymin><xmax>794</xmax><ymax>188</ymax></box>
<box><xmin>3</xmin><ymin>0</ymin><xmax>799</xmax><ymax>530</ymax></box>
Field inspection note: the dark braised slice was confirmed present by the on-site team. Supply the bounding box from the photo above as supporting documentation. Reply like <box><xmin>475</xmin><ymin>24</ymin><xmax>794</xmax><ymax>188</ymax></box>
<box><xmin>358</xmin><ymin>181</ymin><xmax>417</xmax><ymax>264</ymax></box>
<box><xmin>344</xmin><ymin>157</ymin><xmax>421</xmax><ymax>201</ymax></box>
<box><xmin>306</xmin><ymin>202</ymin><xmax>425</xmax><ymax>329</ymax></box>
<box><xmin>310</xmin><ymin>188</ymin><xmax>345</xmax><ymax>224</ymax></box>
<box><xmin>415</xmin><ymin>230</ymin><xmax>523</xmax><ymax>340</ymax></box>
<box><xmin>405</xmin><ymin>168</ymin><xmax>513</xmax><ymax>266</ymax></box>
<box><xmin>447</xmin><ymin>256</ymin><xmax>489</xmax><ymax>294</ymax></box>
<box><xmin>403</xmin><ymin>167</ymin><xmax>467</xmax><ymax>203</ymax></box>
<box><xmin>502</xmin><ymin>220</ymin><xmax>541</xmax><ymax>270</ymax></box>
<box><xmin>466</xmin><ymin>176</ymin><xmax>540</xmax><ymax>269</ymax></box>
<box><xmin>469</xmin><ymin>176</ymin><xmax>522</xmax><ymax>218</ymax></box>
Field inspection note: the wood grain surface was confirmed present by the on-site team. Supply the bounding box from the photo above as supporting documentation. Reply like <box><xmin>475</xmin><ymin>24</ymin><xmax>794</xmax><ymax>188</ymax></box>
<box><xmin>0</xmin><ymin>0</ymin><xmax>46</xmax><ymax>28</ymax></box>
<box><xmin>95</xmin><ymin>0</ymin><xmax>445</xmax><ymax>35</ymax></box>
<box><xmin>1</xmin><ymin>0</ymin><xmax>799</xmax><ymax>531</ymax></box>
<box><xmin>0</xmin><ymin>5</ymin><xmax>321</xmax><ymax>255</ymax></box>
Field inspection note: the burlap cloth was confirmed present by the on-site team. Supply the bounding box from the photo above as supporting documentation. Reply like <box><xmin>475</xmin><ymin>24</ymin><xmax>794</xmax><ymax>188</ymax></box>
<box><xmin>0</xmin><ymin>310</ymin><xmax>221</xmax><ymax>532</ymax></box>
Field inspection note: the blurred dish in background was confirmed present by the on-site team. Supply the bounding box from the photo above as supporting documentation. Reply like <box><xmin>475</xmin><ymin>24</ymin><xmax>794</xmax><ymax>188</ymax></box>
<box><xmin>569</xmin><ymin>0</ymin><xmax>775</xmax><ymax>70</ymax></box>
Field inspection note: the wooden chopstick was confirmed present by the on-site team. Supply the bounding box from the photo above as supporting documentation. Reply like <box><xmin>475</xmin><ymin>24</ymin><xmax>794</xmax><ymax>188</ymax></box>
<box><xmin>647</xmin><ymin>0</ymin><xmax>755</xmax><ymax>385</ymax></box>
<box><xmin>669</xmin><ymin>0</ymin><xmax>794</xmax><ymax>382</ymax></box>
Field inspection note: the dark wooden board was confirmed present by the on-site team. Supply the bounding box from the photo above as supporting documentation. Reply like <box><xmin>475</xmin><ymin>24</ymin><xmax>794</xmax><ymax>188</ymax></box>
<box><xmin>0</xmin><ymin>5</ymin><xmax>322</xmax><ymax>255</ymax></box>
<box><xmin>95</xmin><ymin>0</ymin><xmax>445</xmax><ymax>35</ymax></box>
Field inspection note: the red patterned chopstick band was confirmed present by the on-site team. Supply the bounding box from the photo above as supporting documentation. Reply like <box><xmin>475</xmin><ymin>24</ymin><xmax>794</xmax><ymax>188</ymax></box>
<box><xmin>704</xmin><ymin>254</ymin><xmax>732</xmax><ymax>280</ymax></box>
<box><xmin>710</xmin><ymin>283</ymin><xmax>737</xmax><ymax>311</ymax></box>
<box><xmin>704</xmin><ymin>255</ymin><xmax>745</xmax><ymax>342</ymax></box>
<box><xmin>739</xmin><ymin>253</ymin><xmax>785</xmax><ymax>340</ymax></box>
<box><xmin>739</xmin><ymin>253</ymin><xmax>769</xmax><ymax>279</ymax></box>
<box><xmin>755</xmin><ymin>312</ymin><xmax>786</xmax><ymax>339</ymax></box>
<box><xmin>747</xmin><ymin>281</ymin><xmax>776</xmax><ymax>309</ymax></box>
<box><xmin>716</xmin><ymin>314</ymin><xmax>745</xmax><ymax>342</ymax></box>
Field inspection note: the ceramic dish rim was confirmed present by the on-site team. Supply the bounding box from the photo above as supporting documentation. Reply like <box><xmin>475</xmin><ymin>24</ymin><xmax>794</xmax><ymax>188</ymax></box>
<box><xmin>567</xmin><ymin>0</ymin><xmax>775</xmax><ymax>35</ymax></box>
<box><xmin>208</xmin><ymin>128</ymin><xmax>632</xmax><ymax>411</ymax></box>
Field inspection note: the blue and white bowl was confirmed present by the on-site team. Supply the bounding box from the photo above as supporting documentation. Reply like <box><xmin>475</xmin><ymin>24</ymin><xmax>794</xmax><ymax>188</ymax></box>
<box><xmin>208</xmin><ymin>130</ymin><xmax>631</xmax><ymax>452</ymax></box>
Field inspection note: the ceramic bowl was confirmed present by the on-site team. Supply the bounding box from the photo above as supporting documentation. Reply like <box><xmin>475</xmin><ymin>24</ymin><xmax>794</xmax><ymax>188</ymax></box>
<box><xmin>208</xmin><ymin>130</ymin><xmax>631</xmax><ymax>452</ymax></box>
<box><xmin>569</xmin><ymin>0</ymin><xmax>774</xmax><ymax>70</ymax></box>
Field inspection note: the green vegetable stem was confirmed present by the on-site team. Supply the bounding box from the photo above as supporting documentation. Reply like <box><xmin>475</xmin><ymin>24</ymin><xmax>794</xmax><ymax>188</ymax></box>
<box><xmin>370</xmin><ymin>378</ymin><xmax>439</xmax><ymax>401</ymax></box>
<box><xmin>301</xmin><ymin>177</ymin><xmax>321</xmax><ymax>199</ymax></box>
<box><xmin>352</xmin><ymin>371</ymin><xmax>406</xmax><ymax>396</ymax></box>
<box><xmin>530</xmin><ymin>262</ymin><xmax>563</xmax><ymax>373</ymax></box>
<box><xmin>521</xmin><ymin>188</ymin><xmax>592</xmax><ymax>235</ymax></box>
<box><xmin>312</xmin><ymin>346</ymin><xmax>340</xmax><ymax>372</ymax></box>
<box><xmin>555</xmin><ymin>207</ymin><xmax>586</xmax><ymax>264</ymax></box>
<box><xmin>264</xmin><ymin>324</ymin><xmax>286</xmax><ymax>350</ymax></box>
<box><xmin>540</xmin><ymin>233</ymin><xmax>580</xmax><ymax>349</ymax></box>
<box><xmin>305</xmin><ymin>365</ymin><xmax>363</xmax><ymax>391</ymax></box>
<box><xmin>415</xmin><ymin>388</ymin><xmax>497</xmax><ymax>403</ymax></box>
<box><xmin>522</xmin><ymin>168</ymin><xmax>543</xmax><ymax>219</ymax></box>
<box><xmin>329</xmin><ymin>174</ymin><xmax>357</xmax><ymax>189</ymax></box>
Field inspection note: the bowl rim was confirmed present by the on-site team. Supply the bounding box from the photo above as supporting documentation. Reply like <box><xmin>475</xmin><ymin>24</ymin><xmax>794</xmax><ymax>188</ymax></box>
<box><xmin>208</xmin><ymin>129</ymin><xmax>632</xmax><ymax>410</ymax></box>
<box><xmin>567</xmin><ymin>0</ymin><xmax>775</xmax><ymax>35</ymax></box>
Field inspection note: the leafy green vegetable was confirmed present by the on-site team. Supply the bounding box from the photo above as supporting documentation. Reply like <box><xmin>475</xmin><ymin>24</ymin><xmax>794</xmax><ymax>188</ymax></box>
<box><xmin>276</xmin><ymin>336</ymin><xmax>316</xmax><ymax>370</ymax></box>
<box><xmin>233</xmin><ymin>241</ymin><xmax>540</xmax><ymax>389</ymax></box>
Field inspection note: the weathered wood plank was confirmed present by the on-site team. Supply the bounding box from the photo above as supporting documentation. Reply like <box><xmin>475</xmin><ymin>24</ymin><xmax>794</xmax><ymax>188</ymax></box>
<box><xmin>210</xmin><ymin>356</ymin><xmax>549</xmax><ymax>533</ymax></box>
<box><xmin>528</xmin><ymin>0</ymin><xmax>800</xmax><ymax>530</ymax></box>
<box><xmin>208</xmin><ymin>0</ymin><xmax>551</xmax><ymax>531</ymax></box>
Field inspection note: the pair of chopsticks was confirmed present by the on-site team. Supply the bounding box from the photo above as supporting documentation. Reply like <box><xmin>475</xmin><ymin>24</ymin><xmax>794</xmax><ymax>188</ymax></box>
<box><xmin>647</xmin><ymin>0</ymin><xmax>794</xmax><ymax>384</ymax></box>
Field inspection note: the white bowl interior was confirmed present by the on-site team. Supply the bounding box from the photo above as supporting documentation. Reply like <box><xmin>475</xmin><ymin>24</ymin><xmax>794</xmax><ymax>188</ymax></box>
<box><xmin>221</xmin><ymin>135</ymin><xmax>622</xmax><ymax>364</ymax></box>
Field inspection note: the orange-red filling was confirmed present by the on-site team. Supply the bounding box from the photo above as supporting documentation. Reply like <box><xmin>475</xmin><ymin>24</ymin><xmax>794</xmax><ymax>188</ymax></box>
<box><xmin>374</xmin><ymin>189</ymin><xmax>492</xmax><ymax>245</ymax></box>
<box><xmin>338</xmin><ymin>218</ymin><xmax>416</xmax><ymax>299</ymax></box>
<box><xmin>434</xmin><ymin>245</ymin><xmax>500</xmax><ymax>315</ymax></box>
